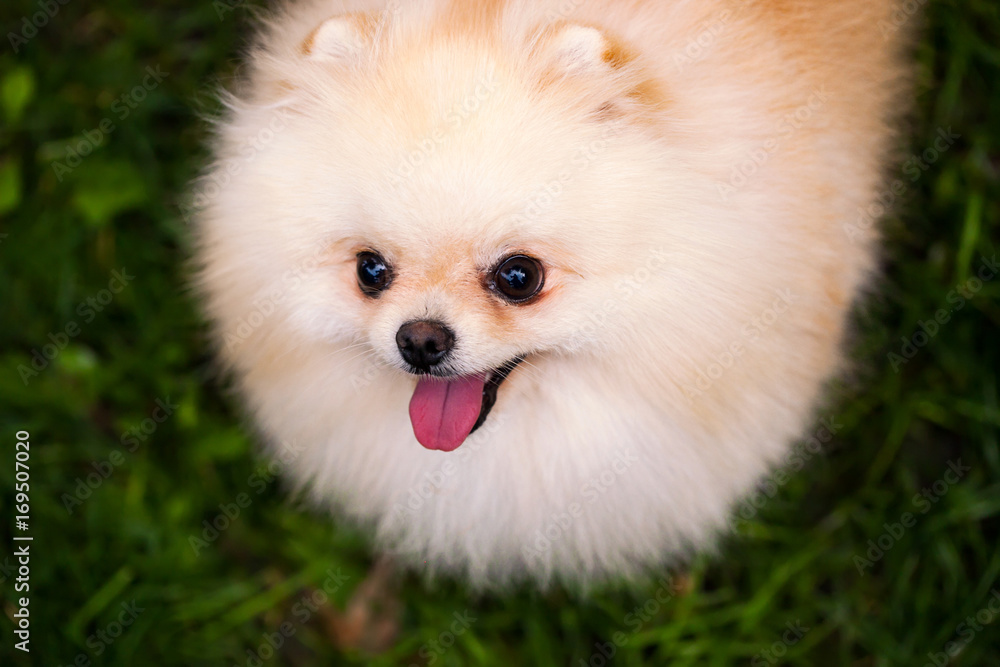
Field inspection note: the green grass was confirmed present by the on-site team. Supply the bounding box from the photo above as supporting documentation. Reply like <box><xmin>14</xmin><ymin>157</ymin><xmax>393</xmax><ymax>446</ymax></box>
<box><xmin>1</xmin><ymin>0</ymin><xmax>998</xmax><ymax>665</ymax></box>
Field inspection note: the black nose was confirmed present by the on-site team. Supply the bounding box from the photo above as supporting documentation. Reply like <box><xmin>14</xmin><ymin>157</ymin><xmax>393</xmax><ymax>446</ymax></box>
<box><xmin>396</xmin><ymin>320</ymin><xmax>455</xmax><ymax>371</ymax></box>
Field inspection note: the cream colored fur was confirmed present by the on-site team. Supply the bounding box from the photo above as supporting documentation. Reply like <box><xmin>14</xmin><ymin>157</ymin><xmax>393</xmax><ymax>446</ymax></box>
<box><xmin>193</xmin><ymin>0</ymin><xmax>908</xmax><ymax>589</ymax></box>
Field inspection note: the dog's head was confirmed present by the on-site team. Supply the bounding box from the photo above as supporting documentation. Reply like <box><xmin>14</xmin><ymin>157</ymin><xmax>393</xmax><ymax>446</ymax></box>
<box><xmin>197</xmin><ymin>8</ymin><xmax>693</xmax><ymax>450</ymax></box>
<box><xmin>198</xmin><ymin>5</ymin><xmax>752</xmax><ymax>453</ymax></box>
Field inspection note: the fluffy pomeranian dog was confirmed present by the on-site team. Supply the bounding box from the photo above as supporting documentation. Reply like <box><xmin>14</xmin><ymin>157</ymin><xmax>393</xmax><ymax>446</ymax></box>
<box><xmin>193</xmin><ymin>0</ymin><xmax>908</xmax><ymax>588</ymax></box>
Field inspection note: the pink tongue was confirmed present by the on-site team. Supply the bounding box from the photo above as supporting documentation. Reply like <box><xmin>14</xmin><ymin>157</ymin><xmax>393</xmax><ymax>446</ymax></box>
<box><xmin>408</xmin><ymin>375</ymin><xmax>486</xmax><ymax>452</ymax></box>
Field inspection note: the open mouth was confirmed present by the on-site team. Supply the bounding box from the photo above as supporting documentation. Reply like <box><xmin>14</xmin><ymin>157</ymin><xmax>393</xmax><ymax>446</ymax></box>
<box><xmin>407</xmin><ymin>357</ymin><xmax>522</xmax><ymax>452</ymax></box>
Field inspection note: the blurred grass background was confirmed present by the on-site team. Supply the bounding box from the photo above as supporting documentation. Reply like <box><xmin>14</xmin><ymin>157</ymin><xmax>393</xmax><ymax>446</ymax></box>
<box><xmin>1</xmin><ymin>0</ymin><xmax>999</xmax><ymax>664</ymax></box>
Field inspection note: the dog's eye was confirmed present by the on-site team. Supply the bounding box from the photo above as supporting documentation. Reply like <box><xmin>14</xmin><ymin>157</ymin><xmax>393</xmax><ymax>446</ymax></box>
<box><xmin>491</xmin><ymin>255</ymin><xmax>544</xmax><ymax>303</ymax></box>
<box><xmin>356</xmin><ymin>251</ymin><xmax>393</xmax><ymax>296</ymax></box>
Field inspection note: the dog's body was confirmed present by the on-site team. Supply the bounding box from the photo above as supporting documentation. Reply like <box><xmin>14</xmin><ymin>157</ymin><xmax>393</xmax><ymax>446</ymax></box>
<box><xmin>194</xmin><ymin>0</ymin><xmax>907</xmax><ymax>588</ymax></box>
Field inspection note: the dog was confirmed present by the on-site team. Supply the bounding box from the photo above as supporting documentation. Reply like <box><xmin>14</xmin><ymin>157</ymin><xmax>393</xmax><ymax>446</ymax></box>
<box><xmin>193</xmin><ymin>0</ymin><xmax>909</xmax><ymax>588</ymax></box>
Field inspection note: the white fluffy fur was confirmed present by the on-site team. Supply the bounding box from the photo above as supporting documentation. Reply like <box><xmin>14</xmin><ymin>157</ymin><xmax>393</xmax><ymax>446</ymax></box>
<box><xmin>194</xmin><ymin>0</ymin><xmax>908</xmax><ymax>588</ymax></box>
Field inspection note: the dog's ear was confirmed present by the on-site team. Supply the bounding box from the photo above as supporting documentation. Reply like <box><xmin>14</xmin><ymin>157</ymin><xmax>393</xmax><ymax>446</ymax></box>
<box><xmin>546</xmin><ymin>24</ymin><xmax>617</xmax><ymax>74</ymax></box>
<box><xmin>536</xmin><ymin>23</ymin><xmax>660</xmax><ymax>121</ymax></box>
<box><xmin>303</xmin><ymin>12</ymin><xmax>382</xmax><ymax>62</ymax></box>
